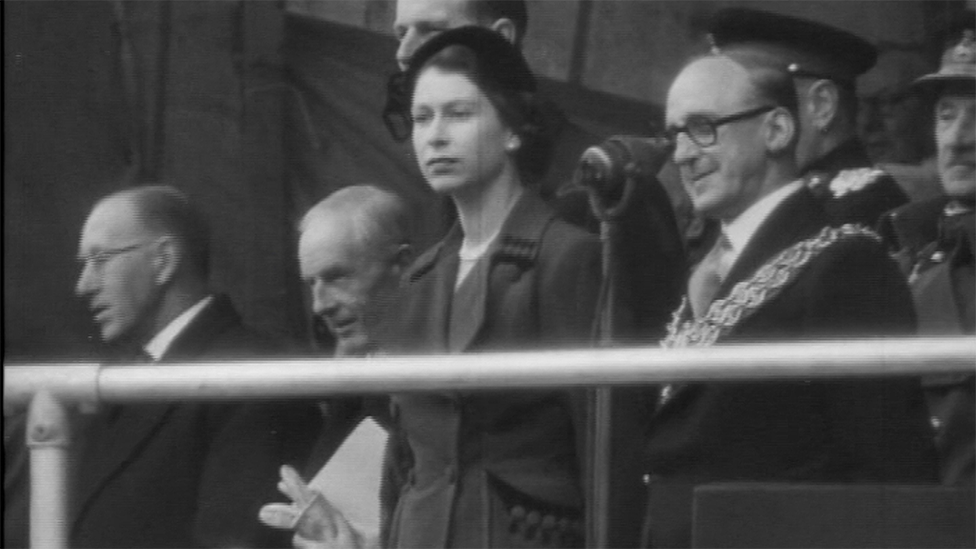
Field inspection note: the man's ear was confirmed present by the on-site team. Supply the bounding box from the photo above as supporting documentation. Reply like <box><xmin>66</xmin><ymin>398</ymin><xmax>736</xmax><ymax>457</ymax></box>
<box><xmin>489</xmin><ymin>18</ymin><xmax>517</xmax><ymax>45</ymax></box>
<box><xmin>805</xmin><ymin>79</ymin><xmax>840</xmax><ymax>133</ymax></box>
<box><xmin>153</xmin><ymin>236</ymin><xmax>180</xmax><ymax>286</ymax></box>
<box><xmin>391</xmin><ymin>243</ymin><xmax>414</xmax><ymax>276</ymax></box>
<box><xmin>765</xmin><ymin>107</ymin><xmax>797</xmax><ymax>154</ymax></box>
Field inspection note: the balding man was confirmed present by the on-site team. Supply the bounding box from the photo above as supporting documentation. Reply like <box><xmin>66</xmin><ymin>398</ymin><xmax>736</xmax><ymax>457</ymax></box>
<box><xmin>260</xmin><ymin>185</ymin><xmax>414</xmax><ymax>549</ymax></box>
<box><xmin>298</xmin><ymin>185</ymin><xmax>413</xmax><ymax>358</ymax></box>
<box><xmin>641</xmin><ymin>50</ymin><xmax>937</xmax><ymax>548</ymax></box>
<box><xmin>3</xmin><ymin>184</ymin><xmax>320</xmax><ymax>548</ymax></box>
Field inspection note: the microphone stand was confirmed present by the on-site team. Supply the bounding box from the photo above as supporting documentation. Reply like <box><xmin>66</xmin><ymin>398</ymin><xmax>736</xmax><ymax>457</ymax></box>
<box><xmin>581</xmin><ymin>157</ymin><xmax>640</xmax><ymax>549</ymax></box>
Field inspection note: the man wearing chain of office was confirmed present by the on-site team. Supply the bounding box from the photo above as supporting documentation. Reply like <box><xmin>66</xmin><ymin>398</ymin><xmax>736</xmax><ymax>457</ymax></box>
<box><xmin>638</xmin><ymin>37</ymin><xmax>937</xmax><ymax>549</ymax></box>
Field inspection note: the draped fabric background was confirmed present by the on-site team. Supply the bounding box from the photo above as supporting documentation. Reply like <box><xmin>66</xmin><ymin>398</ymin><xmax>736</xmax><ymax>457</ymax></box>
<box><xmin>4</xmin><ymin>1</ymin><xmax>959</xmax><ymax>360</ymax></box>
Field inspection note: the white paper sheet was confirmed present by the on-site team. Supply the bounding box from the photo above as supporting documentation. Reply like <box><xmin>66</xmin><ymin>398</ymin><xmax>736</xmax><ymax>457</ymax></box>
<box><xmin>307</xmin><ymin>417</ymin><xmax>389</xmax><ymax>537</ymax></box>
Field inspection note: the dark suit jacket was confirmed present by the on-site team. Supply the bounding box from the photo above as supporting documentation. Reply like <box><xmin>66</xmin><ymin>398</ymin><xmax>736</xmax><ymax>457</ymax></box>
<box><xmin>803</xmin><ymin>138</ymin><xmax>909</xmax><ymax>228</ymax></box>
<box><xmin>60</xmin><ymin>296</ymin><xmax>320</xmax><ymax>548</ymax></box>
<box><xmin>378</xmin><ymin>192</ymin><xmax>600</xmax><ymax>548</ymax></box>
<box><xmin>641</xmin><ymin>188</ymin><xmax>939</xmax><ymax>548</ymax></box>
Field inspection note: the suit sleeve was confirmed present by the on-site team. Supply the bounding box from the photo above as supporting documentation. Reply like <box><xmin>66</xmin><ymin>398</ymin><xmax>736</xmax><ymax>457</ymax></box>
<box><xmin>193</xmin><ymin>401</ymin><xmax>322</xmax><ymax>548</ymax></box>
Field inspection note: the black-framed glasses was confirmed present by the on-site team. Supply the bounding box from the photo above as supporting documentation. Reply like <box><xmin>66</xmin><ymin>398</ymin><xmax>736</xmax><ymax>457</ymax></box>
<box><xmin>78</xmin><ymin>242</ymin><xmax>153</xmax><ymax>272</ymax></box>
<box><xmin>665</xmin><ymin>105</ymin><xmax>777</xmax><ymax>148</ymax></box>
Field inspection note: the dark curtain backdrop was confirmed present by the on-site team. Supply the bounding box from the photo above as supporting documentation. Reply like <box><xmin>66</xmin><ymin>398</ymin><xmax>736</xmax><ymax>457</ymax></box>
<box><xmin>3</xmin><ymin>5</ymin><xmax>663</xmax><ymax>361</ymax></box>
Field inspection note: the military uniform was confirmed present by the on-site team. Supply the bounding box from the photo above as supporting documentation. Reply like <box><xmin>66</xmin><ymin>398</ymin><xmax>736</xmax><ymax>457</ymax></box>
<box><xmin>878</xmin><ymin>13</ymin><xmax>976</xmax><ymax>488</ymax></box>
<box><xmin>880</xmin><ymin>198</ymin><xmax>975</xmax><ymax>486</ymax></box>
<box><xmin>803</xmin><ymin>139</ymin><xmax>909</xmax><ymax>227</ymax></box>
<box><xmin>708</xmin><ymin>8</ymin><xmax>909</xmax><ymax>229</ymax></box>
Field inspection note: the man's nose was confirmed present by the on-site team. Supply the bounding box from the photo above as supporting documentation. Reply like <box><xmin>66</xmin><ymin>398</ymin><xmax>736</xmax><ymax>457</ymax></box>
<box><xmin>947</xmin><ymin>112</ymin><xmax>976</xmax><ymax>149</ymax></box>
<box><xmin>672</xmin><ymin>132</ymin><xmax>698</xmax><ymax>165</ymax></box>
<box><xmin>311</xmin><ymin>283</ymin><xmax>339</xmax><ymax>317</ymax></box>
<box><xmin>75</xmin><ymin>262</ymin><xmax>96</xmax><ymax>298</ymax></box>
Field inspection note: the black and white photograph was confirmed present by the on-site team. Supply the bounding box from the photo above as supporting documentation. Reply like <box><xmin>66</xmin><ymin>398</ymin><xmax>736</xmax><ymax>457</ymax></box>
<box><xmin>4</xmin><ymin>1</ymin><xmax>974</xmax><ymax>547</ymax></box>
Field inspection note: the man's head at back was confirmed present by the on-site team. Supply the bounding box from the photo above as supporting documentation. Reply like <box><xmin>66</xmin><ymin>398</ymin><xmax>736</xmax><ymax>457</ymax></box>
<box><xmin>857</xmin><ymin>50</ymin><xmax>933</xmax><ymax>164</ymax></box>
<box><xmin>393</xmin><ymin>0</ymin><xmax>527</xmax><ymax>70</ymax></box>
<box><xmin>708</xmin><ymin>8</ymin><xmax>876</xmax><ymax>170</ymax></box>
<box><xmin>75</xmin><ymin>185</ymin><xmax>210</xmax><ymax>346</ymax></box>
<box><xmin>298</xmin><ymin>185</ymin><xmax>413</xmax><ymax>356</ymax></box>
<box><xmin>666</xmin><ymin>53</ymin><xmax>799</xmax><ymax>223</ymax></box>
<box><xmin>913</xmin><ymin>26</ymin><xmax>976</xmax><ymax>199</ymax></box>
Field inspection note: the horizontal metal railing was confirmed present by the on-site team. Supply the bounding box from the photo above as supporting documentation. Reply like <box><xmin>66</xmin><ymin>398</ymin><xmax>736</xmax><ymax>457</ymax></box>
<box><xmin>6</xmin><ymin>337</ymin><xmax>975</xmax><ymax>405</ymax></box>
<box><xmin>5</xmin><ymin>336</ymin><xmax>975</xmax><ymax>549</ymax></box>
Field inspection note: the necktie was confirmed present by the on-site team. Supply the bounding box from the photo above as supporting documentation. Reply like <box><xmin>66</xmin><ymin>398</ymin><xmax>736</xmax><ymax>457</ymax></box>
<box><xmin>688</xmin><ymin>233</ymin><xmax>733</xmax><ymax>318</ymax></box>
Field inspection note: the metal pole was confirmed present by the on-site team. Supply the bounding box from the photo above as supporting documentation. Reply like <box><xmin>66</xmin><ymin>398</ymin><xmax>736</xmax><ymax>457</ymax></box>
<box><xmin>4</xmin><ymin>338</ymin><xmax>975</xmax><ymax>406</ymax></box>
<box><xmin>26</xmin><ymin>390</ymin><xmax>70</xmax><ymax>549</ymax></box>
<box><xmin>588</xmin><ymin>219</ymin><xmax>617</xmax><ymax>548</ymax></box>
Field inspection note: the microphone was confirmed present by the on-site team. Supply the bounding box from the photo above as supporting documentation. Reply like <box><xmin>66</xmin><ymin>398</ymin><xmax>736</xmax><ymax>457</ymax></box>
<box><xmin>572</xmin><ymin>136</ymin><xmax>674</xmax><ymax>219</ymax></box>
<box><xmin>573</xmin><ymin>136</ymin><xmax>674</xmax><ymax>198</ymax></box>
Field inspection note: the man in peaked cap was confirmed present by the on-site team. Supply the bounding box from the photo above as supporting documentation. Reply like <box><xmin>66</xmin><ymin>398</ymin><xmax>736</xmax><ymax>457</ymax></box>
<box><xmin>709</xmin><ymin>7</ymin><xmax>909</xmax><ymax>228</ymax></box>
<box><xmin>879</xmin><ymin>17</ymin><xmax>975</xmax><ymax>486</ymax></box>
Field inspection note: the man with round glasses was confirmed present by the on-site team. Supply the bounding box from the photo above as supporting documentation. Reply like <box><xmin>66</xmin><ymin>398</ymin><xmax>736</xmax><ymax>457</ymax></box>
<box><xmin>640</xmin><ymin>50</ymin><xmax>937</xmax><ymax>548</ymax></box>
<box><xmin>2</xmin><ymin>184</ymin><xmax>320</xmax><ymax>548</ymax></box>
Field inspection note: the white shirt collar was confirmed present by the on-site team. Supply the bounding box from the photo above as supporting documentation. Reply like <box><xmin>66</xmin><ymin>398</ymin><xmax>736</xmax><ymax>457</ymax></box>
<box><xmin>721</xmin><ymin>180</ymin><xmax>804</xmax><ymax>266</ymax></box>
<box><xmin>144</xmin><ymin>296</ymin><xmax>214</xmax><ymax>361</ymax></box>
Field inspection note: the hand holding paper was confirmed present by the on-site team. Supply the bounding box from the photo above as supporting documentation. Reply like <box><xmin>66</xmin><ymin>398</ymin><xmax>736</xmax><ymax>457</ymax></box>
<box><xmin>258</xmin><ymin>465</ymin><xmax>368</xmax><ymax>549</ymax></box>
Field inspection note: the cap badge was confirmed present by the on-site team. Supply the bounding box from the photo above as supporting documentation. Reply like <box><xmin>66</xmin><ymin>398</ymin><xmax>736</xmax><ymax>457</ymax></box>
<box><xmin>951</xmin><ymin>30</ymin><xmax>975</xmax><ymax>64</ymax></box>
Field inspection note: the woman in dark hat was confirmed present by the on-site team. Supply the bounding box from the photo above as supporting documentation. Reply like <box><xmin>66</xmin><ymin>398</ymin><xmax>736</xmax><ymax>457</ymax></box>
<box><xmin>377</xmin><ymin>25</ymin><xmax>600</xmax><ymax>548</ymax></box>
<box><xmin>258</xmin><ymin>26</ymin><xmax>599</xmax><ymax>549</ymax></box>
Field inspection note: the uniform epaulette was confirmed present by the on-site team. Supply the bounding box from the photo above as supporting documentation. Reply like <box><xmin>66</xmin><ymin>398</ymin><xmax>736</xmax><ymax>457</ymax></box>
<box><xmin>826</xmin><ymin>167</ymin><xmax>888</xmax><ymax>198</ymax></box>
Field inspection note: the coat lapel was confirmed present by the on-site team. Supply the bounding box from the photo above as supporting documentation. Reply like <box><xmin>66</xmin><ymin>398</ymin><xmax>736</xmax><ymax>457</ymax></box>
<box><xmin>390</xmin><ymin>192</ymin><xmax>553</xmax><ymax>357</ymax></box>
<box><xmin>458</xmin><ymin>192</ymin><xmax>552</xmax><ymax>352</ymax></box>
<box><xmin>447</xmin><ymin>255</ymin><xmax>487</xmax><ymax>353</ymax></box>
<box><xmin>654</xmin><ymin>189</ymin><xmax>829</xmax><ymax>419</ymax></box>
<box><xmin>73</xmin><ymin>298</ymin><xmax>232</xmax><ymax>525</ymax></box>
<box><xmin>393</xmin><ymin>230</ymin><xmax>460</xmax><ymax>354</ymax></box>
<box><xmin>717</xmin><ymin>188</ymin><xmax>827</xmax><ymax>299</ymax></box>
<box><xmin>73</xmin><ymin>403</ymin><xmax>175</xmax><ymax>526</ymax></box>
<box><xmin>161</xmin><ymin>296</ymin><xmax>235</xmax><ymax>360</ymax></box>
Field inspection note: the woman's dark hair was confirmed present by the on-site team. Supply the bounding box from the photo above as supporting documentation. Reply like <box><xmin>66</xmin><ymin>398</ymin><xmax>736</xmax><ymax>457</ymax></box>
<box><xmin>404</xmin><ymin>26</ymin><xmax>557</xmax><ymax>185</ymax></box>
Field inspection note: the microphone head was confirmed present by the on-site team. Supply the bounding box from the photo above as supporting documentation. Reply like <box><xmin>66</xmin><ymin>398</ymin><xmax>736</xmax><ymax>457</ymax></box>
<box><xmin>573</xmin><ymin>136</ymin><xmax>674</xmax><ymax>192</ymax></box>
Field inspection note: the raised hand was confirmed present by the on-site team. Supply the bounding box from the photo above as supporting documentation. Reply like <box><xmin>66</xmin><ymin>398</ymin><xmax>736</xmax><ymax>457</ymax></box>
<box><xmin>258</xmin><ymin>465</ymin><xmax>369</xmax><ymax>549</ymax></box>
